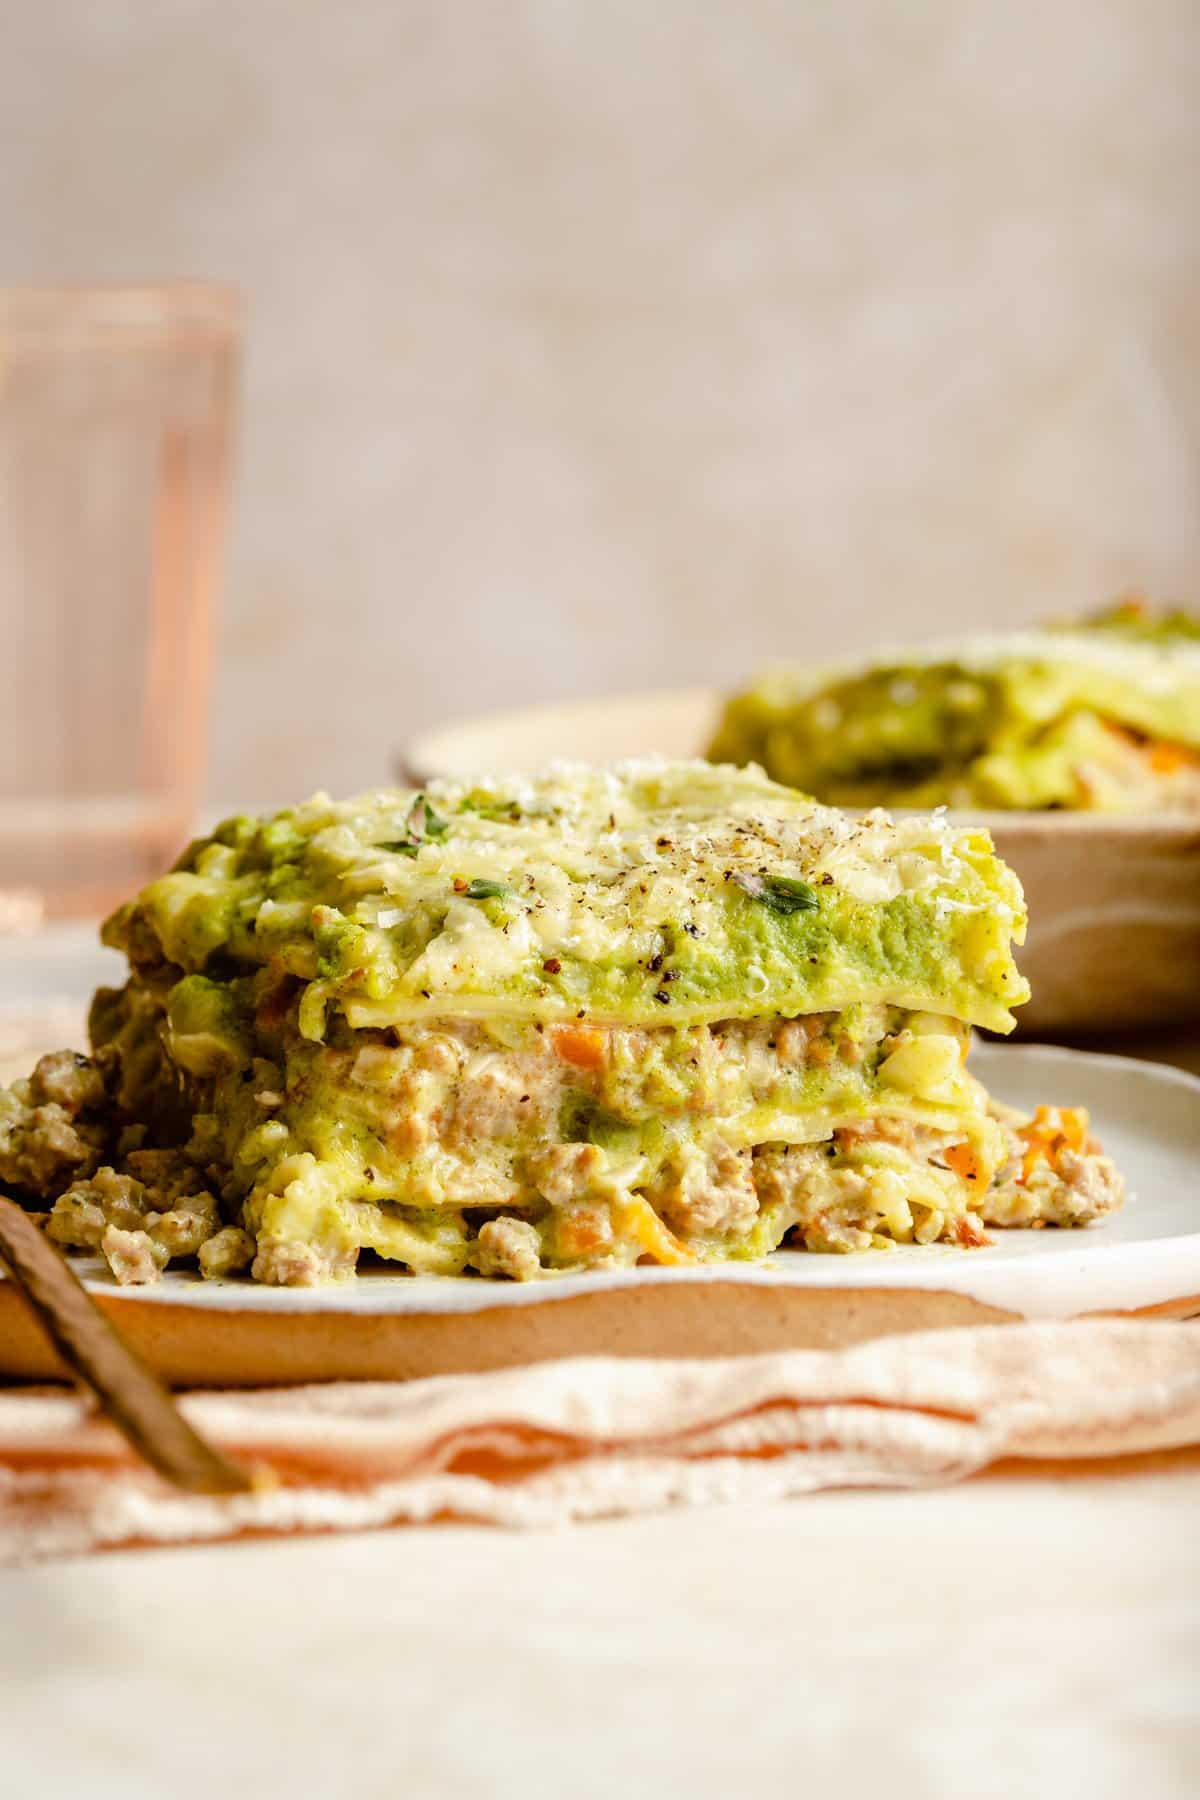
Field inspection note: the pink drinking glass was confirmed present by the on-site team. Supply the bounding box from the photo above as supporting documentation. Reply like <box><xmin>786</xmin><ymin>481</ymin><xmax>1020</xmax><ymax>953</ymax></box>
<box><xmin>0</xmin><ymin>283</ymin><xmax>241</xmax><ymax>923</ymax></box>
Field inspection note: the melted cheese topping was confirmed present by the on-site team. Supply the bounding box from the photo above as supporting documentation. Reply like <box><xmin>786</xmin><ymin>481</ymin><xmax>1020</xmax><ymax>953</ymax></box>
<box><xmin>105</xmin><ymin>761</ymin><xmax>1029</xmax><ymax>1032</ymax></box>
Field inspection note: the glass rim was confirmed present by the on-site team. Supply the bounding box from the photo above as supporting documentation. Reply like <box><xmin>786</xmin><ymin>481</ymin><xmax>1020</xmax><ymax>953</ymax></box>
<box><xmin>0</xmin><ymin>281</ymin><xmax>243</xmax><ymax>345</ymax></box>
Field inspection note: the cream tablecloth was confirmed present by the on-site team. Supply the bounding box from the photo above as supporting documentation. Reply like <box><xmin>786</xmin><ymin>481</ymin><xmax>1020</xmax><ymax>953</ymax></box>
<box><xmin>3</xmin><ymin>1454</ymin><xmax>1198</xmax><ymax>1798</ymax></box>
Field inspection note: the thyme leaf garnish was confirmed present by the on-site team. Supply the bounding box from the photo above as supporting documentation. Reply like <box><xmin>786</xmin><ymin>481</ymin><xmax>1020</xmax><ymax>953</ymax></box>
<box><xmin>407</xmin><ymin>793</ymin><xmax>449</xmax><ymax>841</ymax></box>
<box><xmin>730</xmin><ymin>871</ymin><xmax>819</xmax><ymax>914</ymax></box>
<box><xmin>378</xmin><ymin>794</ymin><xmax>450</xmax><ymax>858</ymax></box>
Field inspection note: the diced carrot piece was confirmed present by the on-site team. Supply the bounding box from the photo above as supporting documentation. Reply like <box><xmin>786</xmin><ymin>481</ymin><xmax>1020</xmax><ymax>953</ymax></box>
<box><xmin>944</xmin><ymin>1140</ymin><xmax>983</xmax><ymax>1185</ymax></box>
<box><xmin>1056</xmin><ymin>1107</ymin><xmax>1089</xmax><ymax>1151</ymax></box>
<box><xmin>553</xmin><ymin>1025</ymin><xmax>608</xmax><ymax>1072</ymax></box>
<box><xmin>1017</xmin><ymin>1105</ymin><xmax>1089</xmax><ymax>1180</ymax></box>
<box><xmin>556</xmin><ymin>1205</ymin><xmax>613</xmax><ymax>1260</ymax></box>
<box><xmin>1148</xmin><ymin>740</ymin><xmax>1197</xmax><ymax>775</ymax></box>
<box><xmin>1026</xmin><ymin>1104</ymin><xmax>1087</xmax><ymax>1145</ymax></box>
<box><xmin>619</xmin><ymin>1195</ymin><xmax>696</xmax><ymax>1266</ymax></box>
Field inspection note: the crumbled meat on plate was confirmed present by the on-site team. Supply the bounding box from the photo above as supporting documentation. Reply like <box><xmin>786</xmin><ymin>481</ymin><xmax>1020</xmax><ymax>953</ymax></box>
<box><xmin>474</xmin><ymin>1217</ymin><xmax>542</xmax><ymax>1281</ymax></box>
<box><xmin>101</xmin><ymin>1225</ymin><xmax>169</xmax><ymax>1286</ymax></box>
<box><xmin>199</xmin><ymin>1226</ymin><xmax>256</xmax><ymax>1280</ymax></box>
<box><xmin>0</xmin><ymin>1050</ymin><xmax>112</xmax><ymax>1195</ymax></box>
<box><xmin>147</xmin><ymin>1192</ymin><xmax>220</xmax><ymax>1256</ymax></box>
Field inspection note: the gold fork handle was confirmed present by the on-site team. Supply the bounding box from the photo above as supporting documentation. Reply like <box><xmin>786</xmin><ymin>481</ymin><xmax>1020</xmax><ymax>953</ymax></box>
<box><xmin>0</xmin><ymin>1196</ymin><xmax>253</xmax><ymax>1495</ymax></box>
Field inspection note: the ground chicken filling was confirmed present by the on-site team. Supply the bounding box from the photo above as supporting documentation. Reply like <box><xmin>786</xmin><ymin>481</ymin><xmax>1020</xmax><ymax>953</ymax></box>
<box><xmin>0</xmin><ymin>994</ymin><xmax>1124</xmax><ymax>1286</ymax></box>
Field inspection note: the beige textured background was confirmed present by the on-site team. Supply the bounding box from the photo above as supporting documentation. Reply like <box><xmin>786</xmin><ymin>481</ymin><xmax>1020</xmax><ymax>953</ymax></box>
<box><xmin>5</xmin><ymin>0</ymin><xmax>1200</xmax><ymax>805</ymax></box>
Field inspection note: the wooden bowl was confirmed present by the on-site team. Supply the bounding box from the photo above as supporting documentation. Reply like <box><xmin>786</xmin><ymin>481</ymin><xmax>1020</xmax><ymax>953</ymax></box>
<box><xmin>404</xmin><ymin>691</ymin><xmax>1200</xmax><ymax>1037</ymax></box>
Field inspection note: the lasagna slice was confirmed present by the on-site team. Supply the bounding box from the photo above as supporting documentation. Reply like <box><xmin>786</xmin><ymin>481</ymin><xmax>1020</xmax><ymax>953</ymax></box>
<box><xmin>709</xmin><ymin>605</ymin><xmax>1200</xmax><ymax>812</ymax></box>
<box><xmin>6</xmin><ymin>762</ymin><xmax>1123</xmax><ymax>1285</ymax></box>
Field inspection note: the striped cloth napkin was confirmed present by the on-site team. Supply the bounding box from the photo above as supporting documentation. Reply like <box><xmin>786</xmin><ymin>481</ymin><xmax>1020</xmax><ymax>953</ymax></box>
<box><xmin>3</xmin><ymin>1319</ymin><xmax>1198</xmax><ymax>1562</ymax></box>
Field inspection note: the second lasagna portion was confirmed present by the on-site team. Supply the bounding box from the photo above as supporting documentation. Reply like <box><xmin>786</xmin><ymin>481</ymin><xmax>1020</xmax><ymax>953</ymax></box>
<box><xmin>3</xmin><ymin>761</ymin><xmax>1124</xmax><ymax>1284</ymax></box>
<box><xmin>709</xmin><ymin>602</ymin><xmax>1200</xmax><ymax>812</ymax></box>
